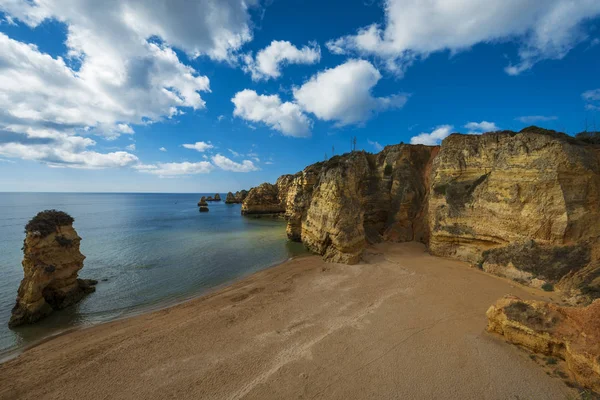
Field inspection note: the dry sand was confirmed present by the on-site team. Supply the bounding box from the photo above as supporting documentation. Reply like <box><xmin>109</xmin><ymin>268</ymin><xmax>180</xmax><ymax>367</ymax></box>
<box><xmin>0</xmin><ymin>242</ymin><xmax>577</xmax><ymax>400</ymax></box>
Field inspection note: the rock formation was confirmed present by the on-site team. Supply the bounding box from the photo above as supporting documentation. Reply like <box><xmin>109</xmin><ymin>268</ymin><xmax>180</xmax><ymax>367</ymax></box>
<box><xmin>428</xmin><ymin>128</ymin><xmax>600</xmax><ymax>292</ymax></box>
<box><xmin>225</xmin><ymin>190</ymin><xmax>249</xmax><ymax>204</ymax></box>
<box><xmin>9</xmin><ymin>210</ymin><xmax>97</xmax><ymax>328</ymax></box>
<box><xmin>242</xmin><ymin>127</ymin><xmax>600</xmax><ymax>297</ymax></box>
<box><xmin>487</xmin><ymin>295</ymin><xmax>600</xmax><ymax>392</ymax></box>
<box><xmin>198</xmin><ymin>198</ymin><xmax>209</xmax><ymax>212</ymax></box>
<box><xmin>213</xmin><ymin>193</ymin><xmax>221</xmax><ymax>201</ymax></box>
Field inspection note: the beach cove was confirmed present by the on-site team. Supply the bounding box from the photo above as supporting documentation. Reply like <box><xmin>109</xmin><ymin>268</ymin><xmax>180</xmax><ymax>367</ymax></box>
<box><xmin>0</xmin><ymin>242</ymin><xmax>577</xmax><ymax>400</ymax></box>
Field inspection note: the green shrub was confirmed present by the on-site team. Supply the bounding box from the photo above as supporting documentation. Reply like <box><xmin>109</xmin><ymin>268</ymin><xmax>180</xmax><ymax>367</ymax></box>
<box><xmin>541</xmin><ymin>282</ymin><xmax>554</xmax><ymax>292</ymax></box>
<box><xmin>25</xmin><ymin>210</ymin><xmax>74</xmax><ymax>238</ymax></box>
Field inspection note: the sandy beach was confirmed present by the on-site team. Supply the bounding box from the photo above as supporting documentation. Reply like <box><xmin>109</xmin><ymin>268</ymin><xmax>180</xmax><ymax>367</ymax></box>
<box><xmin>0</xmin><ymin>242</ymin><xmax>577</xmax><ymax>400</ymax></box>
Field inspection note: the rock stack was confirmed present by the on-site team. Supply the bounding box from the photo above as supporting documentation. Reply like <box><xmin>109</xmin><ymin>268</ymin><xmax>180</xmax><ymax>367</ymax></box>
<box><xmin>198</xmin><ymin>197</ymin><xmax>209</xmax><ymax>212</ymax></box>
<box><xmin>225</xmin><ymin>190</ymin><xmax>249</xmax><ymax>204</ymax></box>
<box><xmin>213</xmin><ymin>193</ymin><xmax>221</xmax><ymax>201</ymax></box>
<box><xmin>9</xmin><ymin>210</ymin><xmax>97</xmax><ymax>328</ymax></box>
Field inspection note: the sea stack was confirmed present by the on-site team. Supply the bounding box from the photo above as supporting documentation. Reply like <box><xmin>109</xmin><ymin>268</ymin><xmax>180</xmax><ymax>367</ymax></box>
<box><xmin>213</xmin><ymin>193</ymin><xmax>221</xmax><ymax>201</ymax></box>
<box><xmin>9</xmin><ymin>210</ymin><xmax>97</xmax><ymax>328</ymax></box>
<box><xmin>198</xmin><ymin>198</ymin><xmax>209</xmax><ymax>212</ymax></box>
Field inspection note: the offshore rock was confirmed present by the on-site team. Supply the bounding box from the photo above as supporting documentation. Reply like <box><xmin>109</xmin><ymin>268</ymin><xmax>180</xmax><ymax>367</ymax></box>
<box><xmin>9</xmin><ymin>210</ymin><xmax>97</xmax><ymax>328</ymax></box>
<box><xmin>197</xmin><ymin>196</ymin><xmax>206</xmax><ymax>206</ymax></box>
<box><xmin>241</xmin><ymin>176</ymin><xmax>293</xmax><ymax>215</ymax></box>
<box><xmin>487</xmin><ymin>295</ymin><xmax>600</xmax><ymax>393</ymax></box>
<box><xmin>225</xmin><ymin>192</ymin><xmax>237</xmax><ymax>204</ymax></box>
<box><xmin>428</xmin><ymin>127</ymin><xmax>600</xmax><ymax>291</ymax></box>
<box><xmin>213</xmin><ymin>193</ymin><xmax>221</xmax><ymax>201</ymax></box>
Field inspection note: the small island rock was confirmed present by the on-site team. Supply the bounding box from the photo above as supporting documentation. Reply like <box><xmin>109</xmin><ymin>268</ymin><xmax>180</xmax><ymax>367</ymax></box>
<box><xmin>9</xmin><ymin>210</ymin><xmax>97</xmax><ymax>328</ymax></box>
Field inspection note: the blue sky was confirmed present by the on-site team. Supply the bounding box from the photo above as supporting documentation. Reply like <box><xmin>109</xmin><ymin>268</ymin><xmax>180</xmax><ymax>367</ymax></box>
<box><xmin>0</xmin><ymin>0</ymin><xmax>599</xmax><ymax>193</ymax></box>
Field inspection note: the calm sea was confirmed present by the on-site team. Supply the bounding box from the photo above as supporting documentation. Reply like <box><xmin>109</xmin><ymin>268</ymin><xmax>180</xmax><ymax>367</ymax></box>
<box><xmin>0</xmin><ymin>193</ymin><xmax>305</xmax><ymax>356</ymax></box>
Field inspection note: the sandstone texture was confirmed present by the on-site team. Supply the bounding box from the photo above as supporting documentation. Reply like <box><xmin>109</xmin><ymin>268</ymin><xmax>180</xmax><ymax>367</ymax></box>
<box><xmin>9</xmin><ymin>210</ymin><xmax>97</xmax><ymax>328</ymax></box>
<box><xmin>487</xmin><ymin>295</ymin><xmax>600</xmax><ymax>392</ymax></box>
<box><xmin>429</xmin><ymin>128</ymin><xmax>600</xmax><ymax>294</ymax></box>
<box><xmin>243</xmin><ymin>127</ymin><xmax>600</xmax><ymax>298</ymax></box>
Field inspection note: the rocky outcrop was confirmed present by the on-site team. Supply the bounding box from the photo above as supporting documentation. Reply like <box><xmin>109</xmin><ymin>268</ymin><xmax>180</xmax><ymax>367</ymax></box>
<box><xmin>243</xmin><ymin>145</ymin><xmax>437</xmax><ymax>263</ymax></box>
<box><xmin>213</xmin><ymin>193</ymin><xmax>221</xmax><ymax>201</ymax></box>
<box><xmin>487</xmin><ymin>295</ymin><xmax>600</xmax><ymax>392</ymax></box>
<box><xmin>198</xmin><ymin>198</ymin><xmax>209</xmax><ymax>212</ymax></box>
<box><xmin>241</xmin><ymin>176</ymin><xmax>294</xmax><ymax>215</ymax></box>
<box><xmin>428</xmin><ymin>128</ymin><xmax>600</xmax><ymax>292</ymax></box>
<box><xmin>9</xmin><ymin>210</ymin><xmax>97</xmax><ymax>328</ymax></box>
<box><xmin>225</xmin><ymin>190</ymin><xmax>249</xmax><ymax>204</ymax></box>
<box><xmin>243</xmin><ymin>127</ymin><xmax>600</xmax><ymax>293</ymax></box>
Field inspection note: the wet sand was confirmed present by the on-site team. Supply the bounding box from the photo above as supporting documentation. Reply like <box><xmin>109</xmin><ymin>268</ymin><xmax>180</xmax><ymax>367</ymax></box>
<box><xmin>0</xmin><ymin>242</ymin><xmax>576</xmax><ymax>399</ymax></box>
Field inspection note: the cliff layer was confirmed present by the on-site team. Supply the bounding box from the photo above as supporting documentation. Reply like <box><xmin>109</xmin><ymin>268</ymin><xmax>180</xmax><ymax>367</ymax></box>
<box><xmin>9</xmin><ymin>210</ymin><xmax>97</xmax><ymax>328</ymax></box>
<box><xmin>429</xmin><ymin>128</ymin><xmax>600</xmax><ymax>292</ymax></box>
<box><xmin>487</xmin><ymin>295</ymin><xmax>600</xmax><ymax>392</ymax></box>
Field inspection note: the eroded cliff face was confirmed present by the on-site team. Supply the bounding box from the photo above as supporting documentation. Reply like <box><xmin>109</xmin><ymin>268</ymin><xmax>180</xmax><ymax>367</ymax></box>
<box><xmin>487</xmin><ymin>295</ymin><xmax>600</xmax><ymax>392</ymax></box>
<box><xmin>9</xmin><ymin>211</ymin><xmax>96</xmax><ymax>328</ymax></box>
<box><xmin>242</xmin><ymin>128</ymin><xmax>600</xmax><ymax>295</ymax></box>
<box><xmin>243</xmin><ymin>145</ymin><xmax>438</xmax><ymax>263</ymax></box>
<box><xmin>428</xmin><ymin>129</ymin><xmax>600</xmax><ymax>292</ymax></box>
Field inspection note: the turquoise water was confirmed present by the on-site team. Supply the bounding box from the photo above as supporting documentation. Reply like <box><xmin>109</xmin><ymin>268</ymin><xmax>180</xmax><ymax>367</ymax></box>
<box><xmin>0</xmin><ymin>193</ymin><xmax>305</xmax><ymax>355</ymax></box>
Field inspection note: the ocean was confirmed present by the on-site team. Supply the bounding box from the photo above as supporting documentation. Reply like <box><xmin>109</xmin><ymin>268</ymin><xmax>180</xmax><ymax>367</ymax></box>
<box><xmin>0</xmin><ymin>193</ymin><xmax>305</xmax><ymax>355</ymax></box>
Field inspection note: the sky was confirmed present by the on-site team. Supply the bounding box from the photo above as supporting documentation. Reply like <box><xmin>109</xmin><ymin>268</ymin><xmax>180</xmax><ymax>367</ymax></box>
<box><xmin>0</xmin><ymin>0</ymin><xmax>599</xmax><ymax>193</ymax></box>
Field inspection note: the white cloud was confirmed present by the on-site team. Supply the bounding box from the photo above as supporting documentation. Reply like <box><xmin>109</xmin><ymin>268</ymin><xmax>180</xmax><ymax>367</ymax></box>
<box><xmin>326</xmin><ymin>1</ymin><xmax>600</xmax><ymax>76</ymax></box>
<box><xmin>231</xmin><ymin>89</ymin><xmax>312</xmax><ymax>137</ymax></box>
<box><xmin>0</xmin><ymin>129</ymin><xmax>139</xmax><ymax>168</ymax></box>
<box><xmin>516</xmin><ymin>115</ymin><xmax>558</xmax><ymax>123</ymax></box>
<box><xmin>228</xmin><ymin>149</ymin><xmax>240</xmax><ymax>157</ymax></box>
<box><xmin>135</xmin><ymin>161</ymin><xmax>213</xmax><ymax>177</ymax></box>
<box><xmin>264</xmin><ymin>161</ymin><xmax>274</xmax><ymax>165</ymax></box>
<box><xmin>243</xmin><ymin>40</ymin><xmax>321</xmax><ymax>81</ymax></box>
<box><xmin>293</xmin><ymin>59</ymin><xmax>408</xmax><ymax>126</ymax></box>
<box><xmin>368</xmin><ymin>139</ymin><xmax>384</xmax><ymax>151</ymax></box>
<box><xmin>217</xmin><ymin>115</ymin><xmax>225</xmax><ymax>122</ymax></box>
<box><xmin>126</xmin><ymin>143</ymin><xmax>136</xmax><ymax>151</ymax></box>
<box><xmin>212</xmin><ymin>154</ymin><xmax>259</xmax><ymax>172</ymax></box>
<box><xmin>182</xmin><ymin>141</ymin><xmax>214</xmax><ymax>152</ymax></box>
<box><xmin>464</xmin><ymin>121</ymin><xmax>499</xmax><ymax>134</ymax></box>
<box><xmin>583</xmin><ymin>89</ymin><xmax>600</xmax><ymax>110</ymax></box>
<box><xmin>0</xmin><ymin>0</ymin><xmax>257</xmax><ymax>168</ymax></box>
<box><xmin>410</xmin><ymin>125</ymin><xmax>454</xmax><ymax>145</ymax></box>
<box><xmin>159</xmin><ymin>147</ymin><xmax>167</xmax><ymax>152</ymax></box>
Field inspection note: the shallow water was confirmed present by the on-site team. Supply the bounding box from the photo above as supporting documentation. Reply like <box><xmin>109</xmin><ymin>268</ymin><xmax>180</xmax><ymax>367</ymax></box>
<box><xmin>0</xmin><ymin>193</ymin><xmax>305</xmax><ymax>354</ymax></box>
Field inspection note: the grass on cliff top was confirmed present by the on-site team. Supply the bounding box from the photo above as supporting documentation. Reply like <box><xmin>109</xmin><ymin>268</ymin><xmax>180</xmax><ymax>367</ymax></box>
<box><xmin>25</xmin><ymin>210</ymin><xmax>74</xmax><ymax>237</ymax></box>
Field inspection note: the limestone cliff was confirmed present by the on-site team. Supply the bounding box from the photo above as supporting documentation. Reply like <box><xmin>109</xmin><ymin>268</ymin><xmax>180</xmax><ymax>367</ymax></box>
<box><xmin>487</xmin><ymin>295</ymin><xmax>600</xmax><ymax>392</ymax></box>
<box><xmin>428</xmin><ymin>128</ymin><xmax>600</xmax><ymax>293</ymax></box>
<box><xmin>243</xmin><ymin>127</ymin><xmax>600</xmax><ymax>295</ymax></box>
<box><xmin>243</xmin><ymin>145</ymin><xmax>438</xmax><ymax>263</ymax></box>
<box><xmin>9</xmin><ymin>210</ymin><xmax>97</xmax><ymax>328</ymax></box>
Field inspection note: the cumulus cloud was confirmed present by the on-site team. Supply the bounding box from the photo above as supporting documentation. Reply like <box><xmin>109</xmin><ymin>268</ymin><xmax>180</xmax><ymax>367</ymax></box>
<box><xmin>159</xmin><ymin>147</ymin><xmax>167</xmax><ymax>151</ymax></box>
<box><xmin>516</xmin><ymin>115</ymin><xmax>558</xmax><ymax>123</ymax></box>
<box><xmin>410</xmin><ymin>125</ymin><xmax>454</xmax><ymax>146</ymax></box>
<box><xmin>211</xmin><ymin>154</ymin><xmax>259</xmax><ymax>172</ymax></box>
<box><xmin>243</xmin><ymin>40</ymin><xmax>321</xmax><ymax>81</ymax></box>
<box><xmin>583</xmin><ymin>89</ymin><xmax>600</xmax><ymax>110</ymax></box>
<box><xmin>464</xmin><ymin>121</ymin><xmax>500</xmax><ymax>134</ymax></box>
<box><xmin>368</xmin><ymin>139</ymin><xmax>384</xmax><ymax>151</ymax></box>
<box><xmin>0</xmin><ymin>0</ymin><xmax>256</xmax><ymax>168</ymax></box>
<box><xmin>182</xmin><ymin>141</ymin><xmax>214</xmax><ymax>152</ymax></box>
<box><xmin>0</xmin><ymin>128</ymin><xmax>139</xmax><ymax>168</ymax></box>
<box><xmin>228</xmin><ymin>149</ymin><xmax>241</xmax><ymax>157</ymax></box>
<box><xmin>231</xmin><ymin>90</ymin><xmax>312</xmax><ymax>137</ymax></box>
<box><xmin>293</xmin><ymin>59</ymin><xmax>408</xmax><ymax>126</ymax></box>
<box><xmin>326</xmin><ymin>0</ymin><xmax>600</xmax><ymax>76</ymax></box>
<box><xmin>126</xmin><ymin>143</ymin><xmax>136</xmax><ymax>151</ymax></box>
<box><xmin>135</xmin><ymin>161</ymin><xmax>213</xmax><ymax>177</ymax></box>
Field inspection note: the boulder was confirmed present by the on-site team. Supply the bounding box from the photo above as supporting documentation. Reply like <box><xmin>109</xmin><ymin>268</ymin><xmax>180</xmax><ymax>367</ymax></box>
<box><xmin>9</xmin><ymin>210</ymin><xmax>97</xmax><ymax>328</ymax></box>
<box><xmin>487</xmin><ymin>295</ymin><xmax>600</xmax><ymax>393</ymax></box>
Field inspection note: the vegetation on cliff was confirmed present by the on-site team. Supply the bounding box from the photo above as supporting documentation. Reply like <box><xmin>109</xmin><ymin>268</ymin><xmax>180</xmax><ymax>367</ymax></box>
<box><xmin>25</xmin><ymin>210</ymin><xmax>74</xmax><ymax>238</ymax></box>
